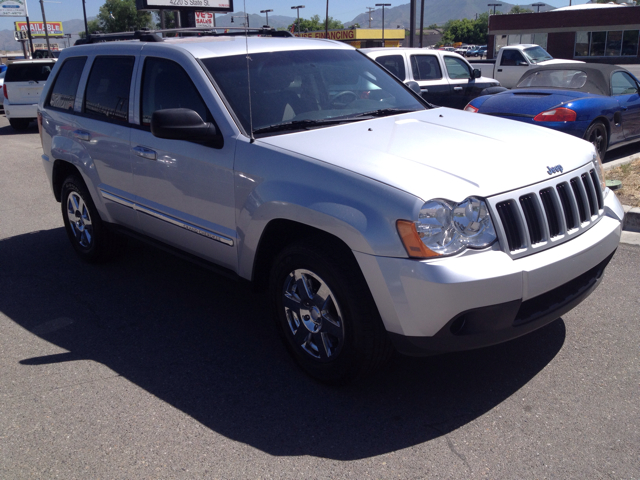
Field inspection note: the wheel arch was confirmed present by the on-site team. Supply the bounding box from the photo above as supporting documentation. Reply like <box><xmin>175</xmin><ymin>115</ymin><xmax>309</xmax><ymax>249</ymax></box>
<box><xmin>52</xmin><ymin>159</ymin><xmax>82</xmax><ymax>202</ymax></box>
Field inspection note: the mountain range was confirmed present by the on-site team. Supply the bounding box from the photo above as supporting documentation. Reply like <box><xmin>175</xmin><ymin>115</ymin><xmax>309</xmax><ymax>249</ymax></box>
<box><xmin>0</xmin><ymin>1</ymin><xmax>554</xmax><ymax>53</ymax></box>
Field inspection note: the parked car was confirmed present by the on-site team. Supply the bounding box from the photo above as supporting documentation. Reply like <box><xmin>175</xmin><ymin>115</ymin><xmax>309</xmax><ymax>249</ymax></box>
<box><xmin>362</xmin><ymin>47</ymin><xmax>506</xmax><ymax>109</ymax></box>
<box><xmin>38</xmin><ymin>32</ymin><xmax>623</xmax><ymax>384</ymax></box>
<box><xmin>470</xmin><ymin>44</ymin><xmax>582</xmax><ymax>88</ymax></box>
<box><xmin>464</xmin><ymin>63</ymin><xmax>640</xmax><ymax>158</ymax></box>
<box><xmin>4</xmin><ymin>59</ymin><xmax>55</xmax><ymax>129</ymax></box>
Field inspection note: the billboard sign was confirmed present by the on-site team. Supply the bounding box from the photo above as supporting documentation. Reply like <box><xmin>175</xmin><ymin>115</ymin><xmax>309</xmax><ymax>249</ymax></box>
<box><xmin>0</xmin><ymin>0</ymin><xmax>27</xmax><ymax>17</ymax></box>
<box><xmin>195</xmin><ymin>11</ymin><xmax>215</xmax><ymax>28</ymax></box>
<box><xmin>15</xmin><ymin>21</ymin><xmax>64</xmax><ymax>37</ymax></box>
<box><xmin>136</xmin><ymin>0</ymin><xmax>232</xmax><ymax>12</ymax></box>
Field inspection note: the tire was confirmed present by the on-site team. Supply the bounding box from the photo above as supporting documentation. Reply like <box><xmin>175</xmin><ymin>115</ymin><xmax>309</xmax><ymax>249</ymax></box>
<box><xmin>270</xmin><ymin>241</ymin><xmax>393</xmax><ymax>384</ymax></box>
<box><xmin>583</xmin><ymin>121</ymin><xmax>608</xmax><ymax>158</ymax></box>
<box><xmin>60</xmin><ymin>175</ymin><xmax>121</xmax><ymax>263</ymax></box>
<box><xmin>9</xmin><ymin>118</ymin><xmax>30</xmax><ymax>130</ymax></box>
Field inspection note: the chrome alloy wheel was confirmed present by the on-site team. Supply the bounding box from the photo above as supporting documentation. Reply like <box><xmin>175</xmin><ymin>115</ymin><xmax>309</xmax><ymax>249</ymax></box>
<box><xmin>282</xmin><ymin>269</ymin><xmax>345</xmax><ymax>361</ymax></box>
<box><xmin>66</xmin><ymin>191</ymin><xmax>93</xmax><ymax>248</ymax></box>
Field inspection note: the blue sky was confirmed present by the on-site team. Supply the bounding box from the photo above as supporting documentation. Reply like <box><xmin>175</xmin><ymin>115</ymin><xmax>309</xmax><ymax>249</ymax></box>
<box><xmin>0</xmin><ymin>0</ymin><xmax>594</xmax><ymax>33</ymax></box>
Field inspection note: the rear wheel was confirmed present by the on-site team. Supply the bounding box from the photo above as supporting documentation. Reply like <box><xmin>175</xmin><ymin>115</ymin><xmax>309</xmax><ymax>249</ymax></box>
<box><xmin>583</xmin><ymin>121</ymin><xmax>608</xmax><ymax>158</ymax></box>
<box><xmin>61</xmin><ymin>175</ymin><xmax>121</xmax><ymax>263</ymax></box>
<box><xmin>9</xmin><ymin>118</ymin><xmax>30</xmax><ymax>130</ymax></box>
<box><xmin>270</xmin><ymin>241</ymin><xmax>393</xmax><ymax>384</ymax></box>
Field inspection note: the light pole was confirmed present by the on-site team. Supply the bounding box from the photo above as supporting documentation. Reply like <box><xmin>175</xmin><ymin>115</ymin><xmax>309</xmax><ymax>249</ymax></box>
<box><xmin>375</xmin><ymin>3</ymin><xmax>391</xmax><ymax>47</ymax></box>
<box><xmin>82</xmin><ymin>0</ymin><xmax>89</xmax><ymax>38</ymax></box>
<box><xmin>325</xmin><ymin>0</ymin><xmax>329</xmax><ymax>39</ymax></box>
<box><xmin>366</xmin><ymin>7</ymin><xmax>375</xmax><ymax>28</ymax></box>
<box><xmin>39</xmin><ymin>0</ymin><xmax>51</xmax><ymax>55</ymax></box>
<box><xmin>532</xmin><ymin>2</ymin><xmax>545</xmax><ymax>12</ymax></box>
<box><xmin>260</xmin><ymin>9</ymin><xmax>273</xmax><ymax>27</ymax></box>
<box><xmin>291</xmin><ymin>5</ymin><xmax>305</xmax><ymax>35</ymax></box>
<box><xmin>488</xmin><ymin>3</ymin><xmax>502</xmax><ymax>15</ymax></box>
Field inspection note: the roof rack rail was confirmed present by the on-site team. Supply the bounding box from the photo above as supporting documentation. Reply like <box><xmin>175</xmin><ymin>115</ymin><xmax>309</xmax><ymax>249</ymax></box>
<box><xmin>75</xmin><ymin>26</ymin><xmax>293</xmax><ymax>45</ymax></box>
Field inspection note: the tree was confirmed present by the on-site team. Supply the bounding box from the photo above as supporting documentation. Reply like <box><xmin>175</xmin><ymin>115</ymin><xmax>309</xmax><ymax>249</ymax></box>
<box><xmin>438</xmin><ymin>13</ymin><xmax>489</xmax><ymax>46</ymax></box>
<box><xmin>288</xmin><ymin>14</ymin><xmax>343</xmax><ymax>33</ymax></box>
<box><xmin>80</xmin><ymin>0</ymin><xmax>154</xmax><ymax>36</ymax></box>
<box><xmin>509</xmin><ymin>6</ymin><xmax>533</xmax><ymax>14</ymax></box>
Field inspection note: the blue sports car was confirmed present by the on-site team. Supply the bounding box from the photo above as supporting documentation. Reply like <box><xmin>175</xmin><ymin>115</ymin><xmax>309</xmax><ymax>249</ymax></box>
<box><xmin>464</xmin><ymin>63</ymin><xmax>640</xmax><ymax>158</ymax></box>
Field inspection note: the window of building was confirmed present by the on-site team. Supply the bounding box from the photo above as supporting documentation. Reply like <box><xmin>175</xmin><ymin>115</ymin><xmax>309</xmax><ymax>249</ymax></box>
<box><xmin>498</xmin><ymin>33</ymin><xmax>548</xmax><ymax>57</ymax></box>
<box><xmin>575</xmin><ymin>30</ymin><xmax>638</xmax><ymax>58</ymax></box>
<box><xmin>46</xmin><ymin>57</ymin><xmax>86</xmax><ymax>110</ymax></box>
<box><xmin>84</xmin><ymin>56</ymin><xmax>135</xmax><ymax>122</ymax></box>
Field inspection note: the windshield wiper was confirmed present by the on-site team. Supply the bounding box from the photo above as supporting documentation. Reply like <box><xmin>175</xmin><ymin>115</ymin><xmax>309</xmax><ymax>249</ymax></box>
<box><xmin>252</xmin><ymin>117</ymin><xmax>366</xmax><ymax>135</ymax></box>
<box><xmin>349</xmin><ymin>108</ymin><xmax>421</xmax><ymax>118</ymax></box>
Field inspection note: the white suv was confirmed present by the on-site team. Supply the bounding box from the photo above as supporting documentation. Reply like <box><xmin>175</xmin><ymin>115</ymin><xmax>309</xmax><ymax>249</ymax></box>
<box><xmin>4</xmin><ymin>59</ymin><xmax>55</xmax><ymax>130</ymax></box>
<box><xmin>38</xmin><ymin>31</ymin><xmax>623</xmax><ymax>383</ymax></box>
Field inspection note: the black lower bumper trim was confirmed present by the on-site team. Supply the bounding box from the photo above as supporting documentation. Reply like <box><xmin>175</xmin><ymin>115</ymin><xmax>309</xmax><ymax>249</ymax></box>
<box><xmin>389</xmin><ymin>251</ymin><xmax>615</xmax><ymax>357</ymax></box>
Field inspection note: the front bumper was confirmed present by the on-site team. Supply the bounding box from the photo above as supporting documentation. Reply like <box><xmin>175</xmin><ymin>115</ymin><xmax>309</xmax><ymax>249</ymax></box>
<box><xmin>354</xmin><ymin>190</ymin><xmax>623</xmax><ymax>356</ymax></box>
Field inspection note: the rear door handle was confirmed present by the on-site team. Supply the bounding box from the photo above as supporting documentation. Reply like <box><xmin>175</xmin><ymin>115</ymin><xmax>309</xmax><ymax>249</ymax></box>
<box><xmin>453</xmin><ymin>86</ymin><xmax>463</xmax><ymax>91</ymax></box>
<box><xmin>133</xmin><ymin>146</ymin><xmax>157</xmax><ymax>161</ymax></box>
<box><xmin>72</xmin><ymin>130</ymin><xmax>90</xmax><ymax>141</ymax></box>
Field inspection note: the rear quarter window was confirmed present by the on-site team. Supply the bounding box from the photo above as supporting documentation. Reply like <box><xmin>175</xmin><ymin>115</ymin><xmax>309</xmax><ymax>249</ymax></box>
<box><xmin>46</xmin><ymin>57</ymin><xmax>87</xmax><ymax>110</ymax></box>
<box><xmin>5</xmin><ymin>63</ymin><xmax>55</xmax><ymax>83</ymax></box>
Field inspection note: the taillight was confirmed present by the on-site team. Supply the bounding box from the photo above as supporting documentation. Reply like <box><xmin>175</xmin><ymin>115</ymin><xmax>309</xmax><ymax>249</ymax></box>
<box><xmin>37</xmin><ymin>111</ymin><xmax>43</xmax><ymax>142</ymax></box>
<box><xmin>533</xmin><ymin>107</ymin><xmax>576</xmax><ymax>122</ymax></box>
<box><xmin>464</xmin><ymin>104</ymin><xmax>479</xmax><ymax>113</ymax></box>
<box><xmin>3</xmin><ymin>83</ymin><xmax>7</xmax><ymax>99</ymax></box>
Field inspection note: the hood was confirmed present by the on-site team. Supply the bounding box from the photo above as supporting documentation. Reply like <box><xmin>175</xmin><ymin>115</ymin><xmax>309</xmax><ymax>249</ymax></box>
<box><xmin>476</xmin><ymin>89</ymin><xmax>599</xmax><ymax>116</ymax></box>
<box><xmin>257</xmin><ymin>108</ymin><xmax>595</xmax><ymax>202</ymax></box>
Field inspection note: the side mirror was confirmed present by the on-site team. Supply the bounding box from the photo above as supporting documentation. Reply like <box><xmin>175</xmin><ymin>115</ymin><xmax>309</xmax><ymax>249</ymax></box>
<box><xmin>151</xmin><ymin>108</ymin><xmax>218</xmax><ymax>141</ymax></box>
<box><xmin>405</xmin><ymin>81</ymin><xmax>421</xmax><ymax>95</ymax></box>
<box><xmin>473</xmin><ymin>68</ymin><xmax>481</xmax><ymax>79</ymax></box>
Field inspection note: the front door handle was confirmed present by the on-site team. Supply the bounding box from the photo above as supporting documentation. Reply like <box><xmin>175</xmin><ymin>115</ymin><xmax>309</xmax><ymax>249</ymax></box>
<box><xmin>133</xmin><ymin>146</ymin><xmax>157</xmax><ymax>161</ymax></box>
<box><xmin>497</xmin><ymin>68</ymin><xmax>503</xmax><ymax>72</ymax></box>
<box><xmin>72</xmin><ymin>130</ymin><xmax>90</xmax><ymax>141</ymax></box>
<box><xmin>453</xmin><ymin>86</ymin><xmax>463</xmax><ymax>92</ymax></box>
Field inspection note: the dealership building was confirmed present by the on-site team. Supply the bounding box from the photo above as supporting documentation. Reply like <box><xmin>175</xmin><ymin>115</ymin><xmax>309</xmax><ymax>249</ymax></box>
<box><xmin>295</xmin><ymin>28</ymin><xmax>405</xmax><ymax>48</ymax></box>
<box><xmin>487</xmin><ymin>3</ymin><xmax>640</xmax><ymax>63</ymax></box>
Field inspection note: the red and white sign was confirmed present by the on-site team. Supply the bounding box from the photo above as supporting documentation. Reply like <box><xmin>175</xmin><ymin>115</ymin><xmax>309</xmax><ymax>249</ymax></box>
<box><xmin>15</xmin><ymin>21</ymin><xmax>64</xmax><ymax>37</ymax></box>
<box><xmin>195</xmin><ymin>11</ymin><xmax>214</xmax><ymax>28</ymax></box>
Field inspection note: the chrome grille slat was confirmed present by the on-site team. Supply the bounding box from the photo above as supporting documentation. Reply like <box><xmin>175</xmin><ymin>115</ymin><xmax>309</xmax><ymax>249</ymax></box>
<box><xmin>488</xmin><ymin>163</ymin><xmax>605</xmax><ymax>260</ymax></box>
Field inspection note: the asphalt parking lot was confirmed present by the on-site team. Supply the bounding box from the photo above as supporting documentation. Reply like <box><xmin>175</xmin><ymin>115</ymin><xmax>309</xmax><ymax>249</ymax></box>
<box><xmin>0</xmin><ymin>115</ymin><xmax>639</xmax><ymax>479</ymax></box>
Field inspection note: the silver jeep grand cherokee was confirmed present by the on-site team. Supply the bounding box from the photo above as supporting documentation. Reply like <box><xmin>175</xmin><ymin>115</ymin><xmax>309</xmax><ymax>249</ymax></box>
<box><xmin>38</xmin><ymin>32</ymin><xmax>624</xmax><ymax>383</ymax></box>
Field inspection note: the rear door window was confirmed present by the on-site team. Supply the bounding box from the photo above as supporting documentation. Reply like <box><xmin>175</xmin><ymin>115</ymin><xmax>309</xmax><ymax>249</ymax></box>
<box><xmin>375</xmin><ymin>55</ymin><xmax>406</xmax><ymax>80</ymax></box>
<box><xmin>46</xmin><ymin>57</ymin><xmax>87</xmax><ymax>110</ymax></box>
<box><xmin>444</xmin><ymin>56</ymin><xmax>472</xmax><ymax>79</ymax></box>
<box><xmin>84</xmin><ymin>56</ymin><xmax>135</xmax><ymax>122</ymax></box>
<box><xmin>410</xmin><ymin>55</ymin><xmax>442</xmax><ymax>80</ymax></box>
<box><xmin>5</xmin><ymin>62</ymin><xmax>54</xmax><ymax>82</ymax></box>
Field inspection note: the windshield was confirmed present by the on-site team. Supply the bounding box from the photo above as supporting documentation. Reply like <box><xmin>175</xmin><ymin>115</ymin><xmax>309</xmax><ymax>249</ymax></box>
<box><xmin>517</xmin><ymin>69</ymin><xmax>588</xmax><ymax>89</ymax></box>
<box><xmin>202</xmin><ymin>49</ymin><xmax>426</xmax><ymax>136</ymax></box>
<box><xmin>522</xmin><ymin>46</ymin><xmax>553</xmax><ymax>64</ymax></box>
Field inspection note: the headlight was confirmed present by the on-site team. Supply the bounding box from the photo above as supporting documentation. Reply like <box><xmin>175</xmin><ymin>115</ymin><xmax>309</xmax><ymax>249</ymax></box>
<box><xmin>397</xmin><ymin>197</ymin><xmax>497</xmax><ymax>258</ymax></box>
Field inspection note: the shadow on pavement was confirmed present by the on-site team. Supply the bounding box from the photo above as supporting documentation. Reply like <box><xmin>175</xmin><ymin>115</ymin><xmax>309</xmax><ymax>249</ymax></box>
<box><xmin>0</xmin><ymin>122</ymin><xmax>38</xmax><ymax>136</ymax></box>
<box><xmin>0</xmin><ymin>228</ymin><xmax>566</xmax><ymax>460</ymax></box>
<box><xmin>604</xmin><ymin>139</ymin><xmax>640</xmax><ymax>164</ymax></box>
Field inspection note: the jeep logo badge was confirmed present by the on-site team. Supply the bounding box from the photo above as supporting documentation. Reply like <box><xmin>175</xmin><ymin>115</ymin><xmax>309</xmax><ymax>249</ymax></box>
<box><xmin>547</xmin><ymin>165</ymin><xmax>564</xmax><ymax>175</ymax></box>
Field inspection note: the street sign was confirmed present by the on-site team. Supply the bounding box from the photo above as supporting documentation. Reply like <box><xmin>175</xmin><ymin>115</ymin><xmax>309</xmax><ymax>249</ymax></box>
<box><xmin>0</xmin><ymin>0</ymin><xmax>27</xmax><ymax>17</ymax></box>
<box><xmin>13</xmin><ymin>30</ymin><xmax>28</xmax><ymax>41</ymax></box>
<box><xmin>136</xmin><ymin>0</ymin><xmax>232</xmax><ymax>12</ymax></box>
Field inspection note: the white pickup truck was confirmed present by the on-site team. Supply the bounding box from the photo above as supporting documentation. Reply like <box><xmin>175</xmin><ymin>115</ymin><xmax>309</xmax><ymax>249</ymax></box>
<box><xmin>470</xmin><ymin>44</ymin><xmax>582</xmax><ymax>89</ymax></box>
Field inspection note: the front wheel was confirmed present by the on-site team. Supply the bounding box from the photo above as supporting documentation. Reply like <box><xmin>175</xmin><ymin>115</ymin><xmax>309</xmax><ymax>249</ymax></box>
<box><xmin>583</xmin><ymin>121</ymin><xmax>608</xmax><ymax>158</ymax></box>
<box><xmin>270</xmin><ymin>241</ymin><xmax>393</xmax><ymax>384</ymax></box>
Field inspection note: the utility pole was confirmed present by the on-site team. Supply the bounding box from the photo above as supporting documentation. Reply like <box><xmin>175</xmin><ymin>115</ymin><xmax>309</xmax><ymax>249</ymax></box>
<box><xmin>419</xmin><ymin>0</ymin><xmax>425</xmax><ymax>48</ymax></box>
<box><xmin>291</xmin><ymin>5</ymin><xmax>305</xmax><ymax>35</ymax></box>
<box><xmin>39</xmin><ymin>0</ymin><xmax>51</xmax><ymax>55</ymax></box>
<box><xmin>325</xmin><ymin>0</ymin><xmax>329</xmax><ymax>39</ymax></box>
<box><xmin>82</xmin><ymin>0</ymin><xmax>89</xmax><ymax>38</ymax></box>
<box><xmin>24</xmin><ymin>1</ymin><xmax>34</xmax><ymax>57</ymax></box>
<box><xmin>366</xmin><ymin>7</ymin><xmax>375</xmax><ymax>28</ymax></box>
<box><xmin>375</xmin><ymin>3</ymin><xmax>391</xmax><ymax>47</ymax></box>
<box><xmin>409</xmin><ymin>0</ymin><xmax>415</xmax><ymax>47</ymax></box>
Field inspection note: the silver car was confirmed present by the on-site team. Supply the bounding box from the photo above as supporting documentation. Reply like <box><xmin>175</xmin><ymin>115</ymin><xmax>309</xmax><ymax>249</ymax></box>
<box><xmin>38</xmin><ymin>34</ymin><xmax>624</xmax><ymax>383</ymax></box>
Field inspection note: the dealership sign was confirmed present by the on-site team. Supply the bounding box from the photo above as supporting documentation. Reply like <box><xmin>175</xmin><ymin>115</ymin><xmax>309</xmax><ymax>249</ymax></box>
<box><xmin>15</xmin><ymin>21</ymin><xmax>64</xmax><ymax>37</ymax></box>
<box><xmin>136</xmin><ymin>0</ymin><xmax>232</xmax><ymax>12</ymax></box>
<box><xmin>0</xmin><ymin>0</ymin><xmax>27</xmax><ymax>17</ymax></box>
<box><xmin>195</xmin><ymin>11</ymin><xmax>215</xmax><ymax>28</ymax></box>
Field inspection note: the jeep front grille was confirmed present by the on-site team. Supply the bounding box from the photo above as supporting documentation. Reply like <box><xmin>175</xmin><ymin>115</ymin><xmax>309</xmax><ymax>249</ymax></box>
<box><xmin>489</xmin><ymin>164</ymin><xmax>604</xmax><ymax>259</ymax></box>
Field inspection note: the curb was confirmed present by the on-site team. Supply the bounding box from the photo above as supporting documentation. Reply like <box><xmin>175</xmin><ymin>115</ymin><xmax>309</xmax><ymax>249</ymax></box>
<box><xmin>623</xmin><ymin>205</ymin><xmax>640</xmax><ymax>233</ymax></box>
<box><xmin>603</xmin><ymin>154</ymin><xmax>639</xmax><ymax>171</ymax></box>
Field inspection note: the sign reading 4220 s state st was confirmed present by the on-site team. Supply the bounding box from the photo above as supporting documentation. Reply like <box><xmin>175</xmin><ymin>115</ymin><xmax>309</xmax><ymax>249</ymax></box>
<box><xmin>0</xmin><ymin>0</ymin><xmax>27</xmax><ymax>17</ymax></box>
